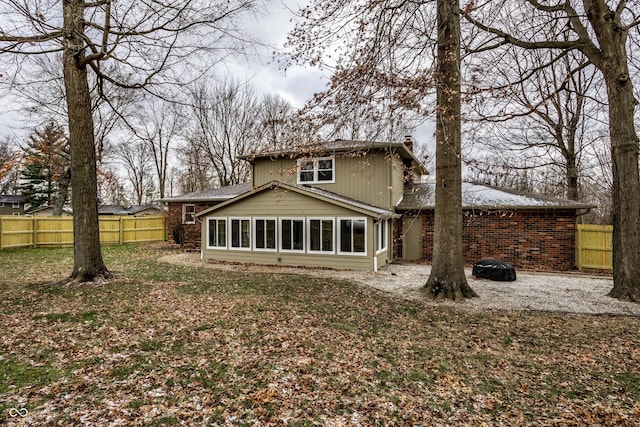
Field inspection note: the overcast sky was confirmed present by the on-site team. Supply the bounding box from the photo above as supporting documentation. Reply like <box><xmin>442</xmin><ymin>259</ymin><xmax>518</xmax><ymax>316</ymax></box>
<box><xmin>0</xmin><ymin>0</ymin><xmax>435</xmax><ymax>149</ymax></box>
<box><xmin>234</xmin><ymin>0</ymin><xmax>436</xmax><ymax>149</ymax></box>
<box><xmin>227</xmin><ymin>0</ymin><xmax>335</xmax><ymax>110</ymax></box>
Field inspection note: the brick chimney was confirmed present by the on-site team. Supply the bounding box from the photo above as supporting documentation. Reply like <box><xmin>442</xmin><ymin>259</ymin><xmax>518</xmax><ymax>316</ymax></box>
<box><xmin>404</xmin><ymin>135</ymin><xmax>414</xmax><ymax>152</ymax></box>
<box><xmin>403</xmin><ymin>135</ymin><xmax>415</xmax><ymax>189</ymax></box>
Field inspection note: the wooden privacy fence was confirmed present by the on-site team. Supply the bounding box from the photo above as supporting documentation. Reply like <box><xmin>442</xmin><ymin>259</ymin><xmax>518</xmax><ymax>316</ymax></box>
<box><xmin>575</xmin><ymin>224</ymin><xmax>613</xmax><ymax>271</ymax></box>
<box><xmin>0</xmin><ymin>217</ymin><xmax>614</xmax><ymax>270</ymax></box>
<box><xmin>0</xmin><ymin>215</ymin><xmax>167</xmax><ymax>250</ymax></box>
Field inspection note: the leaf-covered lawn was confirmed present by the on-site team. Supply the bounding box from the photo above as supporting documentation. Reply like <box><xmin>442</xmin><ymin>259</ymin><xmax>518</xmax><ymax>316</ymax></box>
<box><xmin>1</xmin><ymin>245</ymin><xmax>639</xmax><ymax>426</ymax></box>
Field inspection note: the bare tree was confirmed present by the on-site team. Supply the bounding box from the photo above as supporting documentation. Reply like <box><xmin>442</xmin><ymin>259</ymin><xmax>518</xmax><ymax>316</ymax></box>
<box><xmin>185</xmin><ymin>81</ymin><xmax>263</xmax><ymax>187</ymax></box>
<box><xmin>469</xmin><ymin>47</ymin><xmax>603</xmax><ymax>201</ymax></box>
<box><xmin>97</xmin><ymin>167</ymin><xmax>127</xmax><ymax>206</ymax></box>
<box><xmin>425</xmin><ymin>0</ymin><xmax>477</xmax><ymax>300</ymax></box>
<box><xmin>112</xmin><ymin>139</ymin><xmax>152</xmax><ymax>205</ymax></box>
<box><xmin>124</xmin><ymin>98</ymin><xmax>184</xmax><ymax>200</ymax></box>
<box><xmin>0</xmin><ymin>0</ymin><xmax>258</xmax><ymax>283</ymax></box>
<box><xmin>257</xmin><ymin>94</ymin><xmax>299</xmax><ymax>149</ymax></box>
<box><xmin>464</xmin><ymin>0</ymin><xmax>640</xmax><ymax>302</ymax></box>
<box><xmin>174</xmin><ymin>142</ymin><xmax>215</xmax><ymax>195</ymax></box>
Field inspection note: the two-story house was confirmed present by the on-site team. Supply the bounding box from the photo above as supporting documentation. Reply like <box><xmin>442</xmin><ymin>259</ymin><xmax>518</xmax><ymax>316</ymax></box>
<box><xmin>196</xmin><ymin>139</ymin><xmax>427</xmax><ymax>271</ymax></box>
<box><xmin>0</xmin><ymin>195</ymin><xmax>26</xmax><ymax>216</ymax></box>
<box><xmin>196</xmin><ymin>138</ymin><xmax>595</xmax><ymax>272</ymax></box>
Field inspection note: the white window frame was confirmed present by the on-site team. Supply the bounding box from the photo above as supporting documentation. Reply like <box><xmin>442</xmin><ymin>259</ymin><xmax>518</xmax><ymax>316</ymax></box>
<box><xmin>13</xmin><ymin>212</ymin><xmax>20</xmax><ymax>216</ymax></box>
<box><xmin>12</xmin><ymin>203</ymin><xmax>20</xmax><ymax>209</ymax></box>
<box><xmin>280</xmin><ymin>217</ymin><xmax>306</xmax><ymax>253</ymax></box>
<box><xmin>229</xmin><ymin>217</ymin><xmax>252</xmax><ymax>251</ymax></box>
<box><xmin>307</xmin><ymin>217</ymin><xmax>335</xmax><ymax>254</ymax></box>
<box><xmin>297</xmin><ymin>157</ymin><xmax>335</xmax><ymax>184</ymax></box>
<box><xmin>0</xmin><ymin>203</ymin><xmax>4</xmax><ymax>207</ymax></box>
<box><xmin>182</xmin><ymin>204</ymin><xmax>196</xmax><ymax>224</ymax></box>
<box><xmin>253</xmin><ymin>217</ymin><xmax>278</xmax><ymax>252</ymax></box>
<box><xmin>375</xmin><ymin>220</ymin><xmax>388</xmax><ymax>254</ymax></box>
<box><xmin>338</xmin><ymin>217</ymin><xmax>368</xmax><ymax>256</ymax></box>
<box><xmin>206</xmin><ymin>217</ymin><xmax>227</xmax><ymax>249</ymax></box>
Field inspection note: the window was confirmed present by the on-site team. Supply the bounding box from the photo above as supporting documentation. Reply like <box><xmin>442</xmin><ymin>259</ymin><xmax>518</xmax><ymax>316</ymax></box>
<box><xmin>254</xmin><ymin>218</ymin><xmax>277</xmax><ymax>251</ymax></box>
<box><xmin>230</xmin><ymin>218</ymin><xmax>251</xmax><ymax>250</ymax></box>
<box><xmin>207</xmin><ymin>218</ymin><xmax>226</xmax><ymax>249</ymax></box>
<box><xmin>182</xmin><ymin>204</ymin><xmax>196</xmax><ymax>224</ymax></box>
<box><xmin>375</xmin><ymin>220</ymin><xmax>388</xmax><ymax>253</ymax></box>
<box><xmin>0</xmin><ymin>203</ymin><xmax>4</xmax><ymax>207</ymax></box>
<box><xmin>339</xmin><ymin>218</ymin><xmax>366</xmax><ymax>255</ymax></box>
<box><xmin>281</xmin><ymin>218</ymin><xmax>305</xmax><ymax>252</ymax></box>
<box><xmin>297</xmin><ymin>157</ymin><xmax>335</xmax><ymax>184</ymax></box>
<box><xmin>308</xmin><ymin>218</ymin><xmax>334</xmax><ymax>253</ymax></box>
<box><xmin>12</xmin><ymin>203</ymin><xmax>20</xmax><ymax>209</ymax></box>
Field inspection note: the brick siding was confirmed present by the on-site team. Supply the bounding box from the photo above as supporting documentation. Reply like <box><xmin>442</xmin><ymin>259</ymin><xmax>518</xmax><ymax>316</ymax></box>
<box><xmin>401</xmin><ymin>209</ymin><xmax>577</xmax><ymax>271</ymax></box>
<box><xmin>167</xmin><ymin>202</ymin><xmax>220</xmax><ymax>247</ymax></box>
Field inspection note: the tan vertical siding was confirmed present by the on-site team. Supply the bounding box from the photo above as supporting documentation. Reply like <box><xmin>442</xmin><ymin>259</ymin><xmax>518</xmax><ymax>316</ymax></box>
<box><xmin>251</xmin><ymin>152</ymin><xmax>404</xmax><ymax>210</ymax></box>
<box><xmin>201</xmin><ymin>189</ymin><xmax>381</xmax><ymax>270</ymax></box>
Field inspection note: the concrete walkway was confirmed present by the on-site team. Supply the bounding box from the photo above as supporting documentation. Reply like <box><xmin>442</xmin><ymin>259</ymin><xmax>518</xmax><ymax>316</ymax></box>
<box><xmin>159</xmin><ymin>254</ymin><xmax>640</xmax><ymax>316</ymax></box>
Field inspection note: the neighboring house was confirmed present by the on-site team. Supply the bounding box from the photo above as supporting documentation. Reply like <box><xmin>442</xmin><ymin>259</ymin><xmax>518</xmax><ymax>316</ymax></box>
<box><xmin>397</xmin><ymin>182</ymin><xmax>595</xmax><ymax>271</ymax></box>
<box><xmin>98</xmin><ymin>205</ymin><xmax>165</xmax><ymax>216</ymax></box>
<box><xmin>196</xmin><ymin>139</ymin><xmax>427</xmax><ymax>271</ymax></box>
<box><xmin>0</xmin><ymin>195</ymin><xmax>26</xmax><ymax>216</ymax></box>
<box><xmin>196</xmin><ymin>139</ymin><xmax>596</xmax><ymax>272</ymax></box>
<box><xmin>162</xmin><ymin>183</ymin><xmax>252</xmax><ymax>246</ymax></box>
<box><xmin>27</xmin><ymin>206</ymin><xmax>73</xmax><ymax>216</ymax></box>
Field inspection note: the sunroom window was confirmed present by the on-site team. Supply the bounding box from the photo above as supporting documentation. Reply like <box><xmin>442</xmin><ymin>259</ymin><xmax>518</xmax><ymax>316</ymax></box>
<box><xmin>281</xmin><ymin>218</ymin><xmax>305</xmax><ymax>252</ymax></box>
<box><xmin>230</xmin><ymin>218</ymin><xmax>251</xmax><ymax>249</ymax></box>
<box><xmin>309</xmin><ymin>218</ymin><xmax>334</xmax><ymax>252</ymax></box>
<box><xmin>255</xmin><ymin>218</ymin><xmax>277</xmax><ymax>250</ymax></box>
<box><xmin>207</xmin><ymin>218</ymin><xmax>226</xmax><ymax>248</ymax></box>
<box><xmin>375</xmin><ymin>220</ymin><xmax>388</xmax><ymax>253</ymax></box>
<box><xmin>339</xmin><ymin>218</ymin><xmax>366</xmax><ymax>254</ymax></box>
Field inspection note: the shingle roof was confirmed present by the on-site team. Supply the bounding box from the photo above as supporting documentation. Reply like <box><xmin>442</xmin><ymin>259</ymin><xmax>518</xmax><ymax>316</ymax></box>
<box><xmin>287</xmin><ymin>183</ymin><xmax>397</xmax><ymax>218</ymax></box>
<box><xmin>240</xmin><ymin>140</ymin><xmax>429</xmax><ymax>175</ymax></box>
<box><xmin>0</xmin><ymin>194</ymin><xmax>26</xmax><ymax>204</ymax></box>
<box><xmin>398</xmin><ymin>182</ymin><xmax>596</xmax><ymax>210</ymax></box>
<box><xmin>98</xmin><ymin>205</ymin><xmax>164</xmax><ymax>215</ymax></box>
<box><xmin>161</xmin><ymin>183</ymin><xmax>251</xmax><ymax>202</ymax></box>
<box><xmin>196</xmin><ymin>181</ymin><xmax>398</xmax><ymax>219</ymax></box>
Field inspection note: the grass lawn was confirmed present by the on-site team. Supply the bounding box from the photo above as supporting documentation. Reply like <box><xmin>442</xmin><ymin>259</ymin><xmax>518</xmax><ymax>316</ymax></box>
<box><xmin>1</xmin><ymin>245</ymin><xmax>639</xmax><ymax>426</ymax></box>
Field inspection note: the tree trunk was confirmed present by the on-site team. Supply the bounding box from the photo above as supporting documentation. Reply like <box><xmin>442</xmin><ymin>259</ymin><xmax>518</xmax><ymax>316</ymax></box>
<box><xmin>425</xmin><ymin>0</ymin><xmax>477</xmax><ymax>301</ymax></box>
<box><xmin>566</xmin><ymin>156</ymin><xmax>579</xmax><ymax>201</ymax></box>
<box><xmin>604</xmin><ymin>67</ymin><xmax>640</xmax><ymax>302</ymax></box>
<box><xmin>62</xmin><ymin>0</ymin><xmax>110</xmax><ymax>282</ymax></box>
<box><xmin>52</xmin><ymin>167</ymin><xmax>71</xmax><ymax>216</ymax></box>
<box><xmin>585</xmin><ymin>0</ymin><xmax>640</xmax><ymax>302</ymax></box>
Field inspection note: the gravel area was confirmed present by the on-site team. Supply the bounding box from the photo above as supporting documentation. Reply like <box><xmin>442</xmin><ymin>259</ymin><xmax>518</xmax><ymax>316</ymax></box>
<box><xmin>159</xmin><ymin>253</ymin><xmax>640</xmax><ymax>316</ymax></box>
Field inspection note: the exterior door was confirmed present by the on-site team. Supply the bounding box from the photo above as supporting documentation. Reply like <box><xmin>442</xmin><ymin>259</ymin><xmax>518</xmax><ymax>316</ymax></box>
<box><xmin>402</xmin><ymin>215</ymin><xmax>423</xmax><ymax>260</ymax></box>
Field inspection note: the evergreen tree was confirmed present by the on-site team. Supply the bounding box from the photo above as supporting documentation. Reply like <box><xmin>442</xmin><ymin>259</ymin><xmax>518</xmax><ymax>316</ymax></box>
<box><xmin>18</xmin><ymin>122</ymin><xmax>70</xmax><ymax>212</ymax></box>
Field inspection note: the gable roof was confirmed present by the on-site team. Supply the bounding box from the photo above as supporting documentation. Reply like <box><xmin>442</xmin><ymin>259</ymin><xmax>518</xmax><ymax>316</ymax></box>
<box><xmin>240</xmin><ymin>140</ymin><xmax>429</xmax><ymax>175</ymax></box>
<box><xmin>398</xmin><ymin>182</ymin><xmax>596</xmax><ymax>210</ymax></box>
<box><xmin>0</xmin><ymin>195</ymin><xmax>26</xmax><ymax>204</ymax></box>
<box><xmin>98</xmin><ymin>205</ymin><xmax>164</xmax><ymax>215</ymax></box>
<box><xmin>195</xmin><ymin>181</ymin><xmax>399</xmax><ymax>219</ymax></box>
<box><xmin>161</xmin><ymin>183</ymin><xmax>251</xmax><ymax>203</ymax></box>
<box><xmin>26</xmin><ymin>205</ymin><xmax>73</xmax><ymax>215</ymax></box>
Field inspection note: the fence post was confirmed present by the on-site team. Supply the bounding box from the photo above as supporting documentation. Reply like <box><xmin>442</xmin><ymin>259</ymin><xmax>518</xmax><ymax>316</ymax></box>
<box><xmin>32</xmin><ymin>216</ymin><xmax>37</xmax><ymax>248</ymax></box>
<box><xmin>119</xmin><ymin>216</ymin><xmax>124</xmax><ymax>245</ymax></box>
<box><xmin>575</xmin><ymin>225</ymin><xmax>582</xmax><ymax>271</ymax></box>
<box><xmin>0</xmin><ymin>217</ymin><xmax>3</xmax><ymax>251</ymax></box>
<box><xmin>164</xmin><ymin>216</ymin><xmax>168</xmax><ymax>241</ymax></box>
